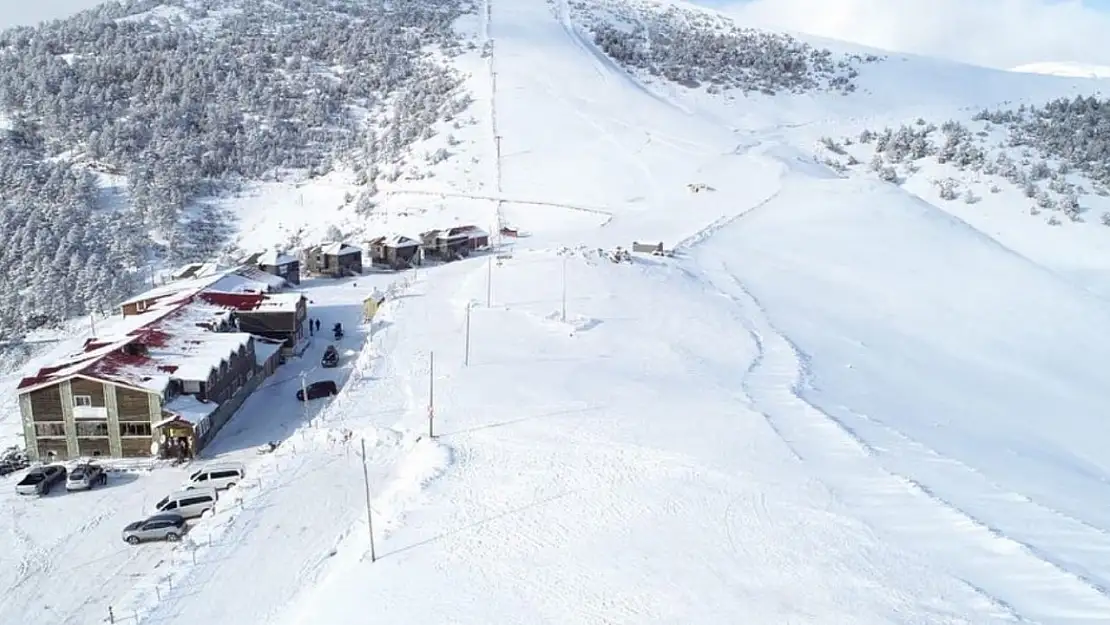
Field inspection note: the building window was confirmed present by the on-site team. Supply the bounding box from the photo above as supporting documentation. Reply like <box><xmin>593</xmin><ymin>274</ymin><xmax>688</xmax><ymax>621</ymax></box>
<box><xmin>136</xmin><ymin>301</ymin><xmax>148</xmax><ymax>313</ymax></box>
<box><xmin>183</xmin><ymin>380</ymin><xmax>201</xmax><ymax>394</ymax></box>
<box><xmin>76</xmin><ymin>421</ymin><xmax>109</xmax><ymax>437</ymax></box>
<box><xmin>120</xmin><ymin>422</ymin><xmax>152</xmax><ymax>437</ymax></box>
<box><xmin>73</xmin><ymin>395</ymin><xmax>92</xmax><ymax>407</ymax></box>
<box><xmin>34</xmin><ymin>422</ymin><xmax>66</xmax><ymax>437</ymax></box>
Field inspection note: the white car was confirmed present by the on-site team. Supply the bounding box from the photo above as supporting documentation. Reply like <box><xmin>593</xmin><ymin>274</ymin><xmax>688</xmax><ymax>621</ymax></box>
<box><xmin>185</xmin><ymin>462</ymin><xmax>244</xmax><ymax>491</ymax></box>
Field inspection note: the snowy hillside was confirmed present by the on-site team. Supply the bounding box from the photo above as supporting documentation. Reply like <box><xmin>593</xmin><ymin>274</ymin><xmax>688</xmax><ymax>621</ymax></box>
<box><xmin>3</xmin><ymin>0</ymin><xmax>1110</xmax><ymax>624</ymax></box>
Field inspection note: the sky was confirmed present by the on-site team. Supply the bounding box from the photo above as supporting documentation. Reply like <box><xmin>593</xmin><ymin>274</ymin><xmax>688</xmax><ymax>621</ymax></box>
<box><xmin>699</xmin><ymin>0</ymin><xmax>1110</xmax><ymax>69</ymax></box>
<box><xmin>0</xmin><ymin>0</ymin><xmax>109</xmax><ymax>29</ymax></box>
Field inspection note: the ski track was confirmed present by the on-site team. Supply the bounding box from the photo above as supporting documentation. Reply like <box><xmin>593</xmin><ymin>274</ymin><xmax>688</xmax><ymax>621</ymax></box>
<box><xmin>831</xmin><ymin>405</ymin><xmax>1110</xmax><ymax>596</ymax></box>
<box><xmin>694</xmin><ymin>260</ymin><xmax>1110</xmax><ymax>624</ymax></box>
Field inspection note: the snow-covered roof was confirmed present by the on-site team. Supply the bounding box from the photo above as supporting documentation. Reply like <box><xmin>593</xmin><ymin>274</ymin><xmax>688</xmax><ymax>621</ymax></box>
<box><xmin>254</xmin><ymin>339</ymin><xmax>283</xmax><ymax>368</ymax></box>
<box><xmin>200</xmin><ymin>291</ymin><xmax>303</xmax><ymax>313</ymax></box>
<box><xmin>238</xmin><ymin>266</ymin><xmax>287</xmax><ymax>290</ymax></box>
<box><xmin>19</xmin><ymin>299</ymin><xmax>255</xmax><ymax>394</ymax></box>
<box><xmin>320</xmin><ymin>242</ymin><xmax>362</xmax><ymax>256</ymax></box>
<box><xmin>118</xmin><ymin>270</ymin><xmax>235</xmax><ymax>308</ymax></box>
<box><xmin>445</xmin><ymin>225</ymin><xmax>488</xmax><ymax>239</ymax></box>
<box><xmin>385</xmin><ymin>234</ymin><xmax>419</xmax><ymax>248</ymax></box>
<box><xmin>157</xmin><ymin>395</ymin><xmax>219</xmax><ymax>427</ymax></box>
<box><xmin>256</xmin><ymin>250</ymin><xmax>298</xmax><ymax>266</ymax></box>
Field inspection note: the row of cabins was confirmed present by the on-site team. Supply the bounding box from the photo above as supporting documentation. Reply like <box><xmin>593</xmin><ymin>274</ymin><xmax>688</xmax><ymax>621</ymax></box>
<box><xmin>248</xmin><ymin>226</ymin><xmax>492</xmax><ymax>282</ymax></box>
<box><xmin>16</xmin><ymin>267</ymin><xmax>309</xmax><ymax>463</ymax></box>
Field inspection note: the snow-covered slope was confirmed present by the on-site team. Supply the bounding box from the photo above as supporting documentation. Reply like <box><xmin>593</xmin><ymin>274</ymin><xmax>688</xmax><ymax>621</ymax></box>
<box><xmin>4</xmin><ymin>0</ymin><xmax>1110</xmax><ymax>623</ymax></box>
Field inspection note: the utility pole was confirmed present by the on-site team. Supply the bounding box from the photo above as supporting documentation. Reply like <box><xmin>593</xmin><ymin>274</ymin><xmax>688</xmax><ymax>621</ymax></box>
<box><xmin>428</xmin><ymin>351</ymin><xmax>435</xmax><ymax>438</ymax></box>
<box><xmin>464</xmin><ymin>303</ymin><xmax>472</xmax><ymax>366</ymax></box>
<box><xmin>561</xmin><ymin>254</ymin><xmax>568</xmax><ymax>323</ymax></box>
<box><xmin>361</xmin><ymin>437</ymin><xmax>377</xmax><ymax>562</ymax></box>
<box><xmin>486</xmin><ymin>255</ymin><xmax>493</xmax><ymax>307</ymax></box>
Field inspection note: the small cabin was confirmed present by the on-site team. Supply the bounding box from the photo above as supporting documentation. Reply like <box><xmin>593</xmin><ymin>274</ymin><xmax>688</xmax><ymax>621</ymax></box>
<box><xmin>257</xmin><ymin>250</ymin><xmax>301</xmax><ymax>285</ymax></box>
<box><xmin>419</xmin><ymin>229</ymin><xmax>470</xmax><ymax>261</ymax></box>
<box><xmin>445</xmin><ymin>225</ymin><xmax>490</xmax><ymax>251</ymax></box>
<box><xmin>369</xmin><ymin>234</ymin><xmax>422</xmax><ymax>269</ymax></box>
<box><xmin>304</xmin><ymin>242</ymin><xmax>363</xmax><ymax>277</ymax></box>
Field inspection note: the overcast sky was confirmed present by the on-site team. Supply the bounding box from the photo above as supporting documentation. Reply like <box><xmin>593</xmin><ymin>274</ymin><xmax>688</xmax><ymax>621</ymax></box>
<box><xmin>698</xmin><ymin>0</ymin><xmax>1110</xmax><ymax>69</ymax></box>
<box><xmin>0</xmin><ymin>0</ymin><xmax>109</xmax><ymax>29</ymax></box>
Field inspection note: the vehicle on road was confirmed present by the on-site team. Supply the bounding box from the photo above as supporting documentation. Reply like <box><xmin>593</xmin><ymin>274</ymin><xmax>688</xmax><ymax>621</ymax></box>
<box><xmin>321</xmin><ymin>344</ymin><xmax>339</xmax><ymax>368</ymax></box>
<box><xmin>66</xmin><ymin>463</ymin><xmax>108</xmax><ymax>491</ymax></box>
<box><xmin>15</xmin><ymin>464</ymin><xmax>67</xmax><ymax>495</ymax></box>
<box><xmin>122</xmin><ymin>514</ymin><xmax>188</xmax><ymax>544</ymax></box>
<box><xmin>186</xmin><ymin>462</ymin><xmax>244</xmax><ymax>491</ymax></box>
<box><xmin>297</xmin><ymin>380</ymin><xmax>339</xmax><ymax>401</ymax></box>
<box><xmin>154</xmin><ymin>487</ymin><xmax>218</xmax><ymax>519</ymax></box>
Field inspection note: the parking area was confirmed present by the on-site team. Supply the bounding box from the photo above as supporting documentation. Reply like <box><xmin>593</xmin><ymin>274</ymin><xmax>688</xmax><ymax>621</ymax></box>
<box><xmin>0</xmin><ymin>460</ymin><xmax>196</xmax><ymax>624</ymax></box>
<box><xmin>0</xmin><ymin>272</ymin><xmax>398</xmax><ymax>624</ymax></box>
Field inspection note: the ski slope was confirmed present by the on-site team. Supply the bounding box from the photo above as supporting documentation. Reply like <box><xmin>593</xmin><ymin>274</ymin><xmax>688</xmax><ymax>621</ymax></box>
<box><xmin>3</xmin><ymin>0</ymin><xmax>1110</xmax><ymax>623</ymax></box>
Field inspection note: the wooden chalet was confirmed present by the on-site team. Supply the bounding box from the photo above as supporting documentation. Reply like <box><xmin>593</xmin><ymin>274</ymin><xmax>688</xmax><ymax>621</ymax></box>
<box><xmin>419</xmin><ymin>229</ymin><xmax>470</xmax><ymax>261</ymax></box>
<box><xmin>368</xmin><ymin>234</ymin><xmax>422</xmax><ymax>269</ymax></box>
<box><xmin>304</xmin><ymin>242</ymin><xmax>364</xmax><ymax>277</ymax></box>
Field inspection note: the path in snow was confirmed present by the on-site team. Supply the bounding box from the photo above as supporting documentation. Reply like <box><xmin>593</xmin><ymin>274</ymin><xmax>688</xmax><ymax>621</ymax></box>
<box><xmin>694</xmin><ymin>258</ymin><xmax>1110</xmax><ymax>624</ymax></box>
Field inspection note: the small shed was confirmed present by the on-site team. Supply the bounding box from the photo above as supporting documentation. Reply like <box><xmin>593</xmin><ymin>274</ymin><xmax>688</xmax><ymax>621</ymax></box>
<box><xmin>631</xmin><ymin>241</ymin><xmax>664</xmax><ymax>254</ymax></box>
<box><xmin>257</xmin><ymin>250</ymin><xmax>301</xmax><ymax>285</ymax></box>
<box><xmin>305</xmin><ymin>242</ymin><xmax>363</xmax><ymax>277</ymax></box>
<box><xmin>369</xmin><ymin>234</ymin><xmax>422</xmax><ymax>268</ymax></box>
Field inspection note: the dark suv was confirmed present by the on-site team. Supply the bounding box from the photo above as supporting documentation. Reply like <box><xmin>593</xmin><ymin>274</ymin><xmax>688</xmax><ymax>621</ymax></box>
<box><xmin>296</xmin><ymin>380</ymin><xmax>338</xmax><ymax>401</ymax></box>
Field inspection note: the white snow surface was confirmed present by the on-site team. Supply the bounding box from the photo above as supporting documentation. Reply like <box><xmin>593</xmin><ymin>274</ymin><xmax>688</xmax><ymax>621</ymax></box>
<box><xmin>3</xmin><ymin>0</ymin><xmax>1110</xmax><ymax>623</ymax></box>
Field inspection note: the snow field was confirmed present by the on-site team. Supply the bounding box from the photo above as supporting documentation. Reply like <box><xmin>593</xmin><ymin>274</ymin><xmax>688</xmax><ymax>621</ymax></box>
<box><xmin>693</xmin><ymin>174</ymin><xmax>1110</xmax><ymax>622</ymax></box>
<box><xmin>276</xmin><ymin>251</ymin><xmax>1013</xmax><ymax>624</ymax></box>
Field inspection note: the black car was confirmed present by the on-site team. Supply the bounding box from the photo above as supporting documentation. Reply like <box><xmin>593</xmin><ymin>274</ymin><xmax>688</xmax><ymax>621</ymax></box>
<box><xmin>297</xmin><ymin>380</ymin><xmax>339</xmax><ymax>401</ymax></box>
<box><xmin>321</xmin><ymin>345</ymin><xmax>339</xmax><ymax>368</ymax></box>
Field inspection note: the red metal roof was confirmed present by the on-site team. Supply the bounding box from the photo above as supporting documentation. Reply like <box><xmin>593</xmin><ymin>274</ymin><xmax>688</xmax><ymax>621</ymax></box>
<box><xmin>198</xmin><ymin>291</ymin><xmax>267</xmax><ymax>311</ymax></box>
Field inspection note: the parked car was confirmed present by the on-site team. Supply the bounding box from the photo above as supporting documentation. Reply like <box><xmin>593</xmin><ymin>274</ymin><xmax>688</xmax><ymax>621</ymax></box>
<box><xmin>296</xmin><ymin>380</ymin><xmax>339</xmax><ymax>401</ymax></box>
<box><xmin>122</xmin><ymin>514</ymin><xmax>187</xmax><ymax>544</ymax></box>
<box><xmin>186</xmin><ymin>462</ymin><xmax>244</xmax><ymax>491</ymax></box>
<box><xmin>153</xmin><ymin>487</ymin><xmax>218</xmax><ymax>519</ymax></box>
<box><xmin>0</xmin><ymin>446</ymin><xmax>29</xmax><ymax>477</ymax></box>
<box><xmin>15</xmin><ymin>464</ymin><xmax>67</xmax><ymax>495</ymax></box>
<box><xmin>66</xmin><ymin>463</ymin><xmax>108</xmax><ymax>491</ymax></box>
<box><xmin>321</xmin><ymin>345</ymin><xmax>339</xmax><ymax>368</ymax></box>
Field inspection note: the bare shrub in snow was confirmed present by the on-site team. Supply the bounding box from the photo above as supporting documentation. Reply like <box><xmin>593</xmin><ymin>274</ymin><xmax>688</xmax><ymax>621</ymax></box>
<box><xmin>934</xmin><ymin>177</ymin><xmax>960</xmax><ymax>201</ymax></box>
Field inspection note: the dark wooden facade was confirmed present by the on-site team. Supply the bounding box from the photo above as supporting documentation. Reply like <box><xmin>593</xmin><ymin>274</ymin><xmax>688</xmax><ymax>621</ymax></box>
<box><xmin>234</xmin><ymin>298</ymin><xmax>307</xmax><ymax>350</ymax></box>
<box><xmin>259</xmin><ymin>258</ymin><xmax>301</xmax><ymax>285</ymax></box>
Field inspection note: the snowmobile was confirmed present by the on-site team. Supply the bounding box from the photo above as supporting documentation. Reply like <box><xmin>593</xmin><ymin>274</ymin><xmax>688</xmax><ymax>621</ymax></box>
<box><xmin>321</xmin><ymin>344</ymin><xmax>340</xmax><ymax>368</ymax></box>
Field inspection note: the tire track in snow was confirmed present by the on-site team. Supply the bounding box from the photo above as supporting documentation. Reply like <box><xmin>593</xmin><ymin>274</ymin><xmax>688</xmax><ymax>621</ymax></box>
<box><xmin>695</xmin><ymin>261</ymin><xmax>1110</xmax><ymax>624</ymax></box>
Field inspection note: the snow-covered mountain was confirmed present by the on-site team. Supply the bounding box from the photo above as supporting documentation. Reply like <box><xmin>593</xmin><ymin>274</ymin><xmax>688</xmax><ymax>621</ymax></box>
<box><xmin>3</xmin><ymin>0</ymin><xmax>1110</xmax><ymax>624</ymax></box>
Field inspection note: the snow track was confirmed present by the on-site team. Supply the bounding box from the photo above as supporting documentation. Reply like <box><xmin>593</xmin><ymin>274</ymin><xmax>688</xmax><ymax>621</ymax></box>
<box><xmin>699</xmin><ymin>260</ymin><xmax>1110</xmax><ymax>624</ymax></box>
<box><xmin>383</xmin><ymin>188</ymin><xmax>613</xmax><ymax>218</ymax></box>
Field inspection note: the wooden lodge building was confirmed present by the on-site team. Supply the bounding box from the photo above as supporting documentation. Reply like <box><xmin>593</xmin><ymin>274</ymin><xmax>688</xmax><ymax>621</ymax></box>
<box><xmin>16</xmin><ymin>268</ymin><xmax>299</xmax><ymax>461</ymax></box>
